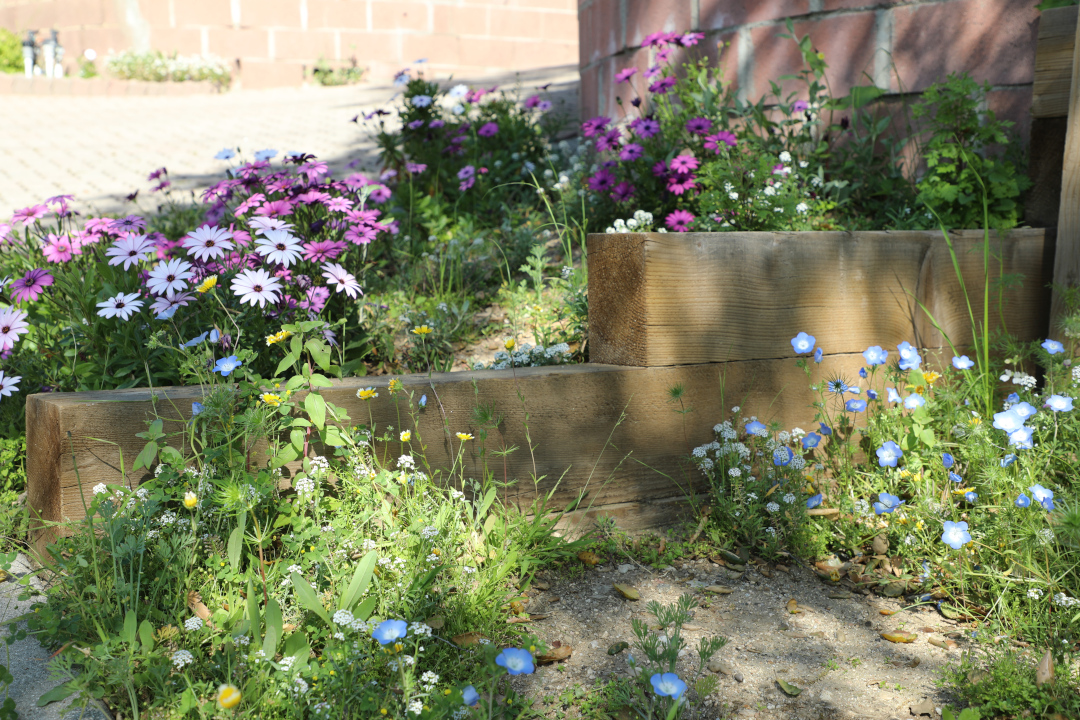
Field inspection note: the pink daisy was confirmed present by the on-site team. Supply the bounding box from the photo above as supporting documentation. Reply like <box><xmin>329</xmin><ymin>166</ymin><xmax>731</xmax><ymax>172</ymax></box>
<box><xmin>106</xmin><ymin>234</ymin><xmax>156</xmax><ymax>270</ymax></box>
<box><xmin>234</xmin><ymin>193</ymin><xmax>265</xmax><ymax>216</ymax></box>
<box><xmin>345</xmin><ymin>225</ymin><xmax>378</xmax><ymax>246</ymax></box>
<box><xmin>146</xmin><ymin>258</ymin><xmax>194</xmax><ymax>297</ymax></box>
<box><xmin>42</xmin><ymin>234</ymin><xmax>75</xmax><ymax>263</ymax></box>
<box><xmin>302</xmin><ymin>240</ymin><xmax>347</xmax><ymax>262</ymax></box>
<box><xmin>150</xmin><ymin>292</ymin><xmax>194</xmax><ymax>318</ymax></box>
<box><xmin>301</xmin><ymin>161</ymin><xmax>329</xmax><ymax>181</ymax></box>
<box><xmin>665</xmin><ymin>209</ymin><xmax>695</xmax><ymax>232</ymax></box>
<box><xmin>0</xmin><ymin>371</ymin><xmax>21</xmax><ymax>399</ymax></box>
<box><xmin>96</xmin><ymin>292</ymin><xmax>144</xmax><ymax>320</ymax></box>
<box><xmin>0</xmin><ymin>308</ymin><xmax>29</xmax><ymax>350</ymax></box>
<box><xmin>10</xmin><ymin>269</ymin><xmax>54</xmax><ymax>303</ymax></box>
<box><xmin>183</xmin><ymin>225</ymin><xmax>235</xmax><ymax>262</ymax></box>
<box><xmin>254</xmin><ymin>199</ymin><xmax>295</xmax><ymax>217</ymax></box>
<box><xmin>321</xmin><ymin>262</ymin><xmax>362</xmax><ymax>299</ymax></box>
<box><xmin>231</xmin><ymin>269</ymin><xmax>282</xmax><ymax>307</ymax></box>
<box><xmin>670</xmin><ymin>155</ymin><xmax>699</xmax><ymax>173</ymax></box>
<box><xmin>299</xmin><ymin>286</ymin><xmax>330</xmax><ymax>313</ymax></box>
<box><xmin>324</xmin><ymin>197</ymin><xmax>353</xmax><ymax>212</ymax></box>
<box><xmin>109</xmin><ymin>215</ymin><xmax>147</xmax><ymax>233</ymax></box>
<box><xmin>12</xmin><ymin>205</ymin><xmax>47</xmax><ymax>225</ymax></box>
<box><xmin>255</xmin><ymin>229</ymin><xmax>302</xmax><ymax>267</ymax></box>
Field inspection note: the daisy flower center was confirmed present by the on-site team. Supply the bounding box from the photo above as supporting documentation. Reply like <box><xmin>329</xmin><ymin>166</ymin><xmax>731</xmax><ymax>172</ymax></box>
<box><xmin>253</xmin><ymin>284</ymin><xmax>263</xmax><ymax>292</ymax></box>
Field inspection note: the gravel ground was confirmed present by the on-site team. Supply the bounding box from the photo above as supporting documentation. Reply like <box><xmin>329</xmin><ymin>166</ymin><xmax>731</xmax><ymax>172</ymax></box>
<box><xmin>509</xmin><ymin>556</ymin><xmax>974</xmax><ymax>720</ymax></box>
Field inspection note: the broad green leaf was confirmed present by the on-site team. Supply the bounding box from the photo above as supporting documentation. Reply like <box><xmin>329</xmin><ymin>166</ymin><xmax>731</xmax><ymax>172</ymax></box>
<box><xmin>290</xmin><ymin>428</ymin><xmax>306</xmax><ymax>451</ymax></box>
<box><xmin>308</xmin><ymin>372</ymin><xmax>333</xmax><ymax>388</ymax></box>
<box><xmin>139</xmin><ymin>619</ymin><xmax>155</xmax><ymax>651</ymax></box>
<box><xmin>289</xmin><ymin>334</ymin><xmax>302</xmax><ymax>357</ymax></box>
<box><xmin>286</xmin><ymin>374</ymin><xmax>308</xmax><ymax>392</ymax></box>
<box><xmin>38</xmin><ymin>684</ymin><xmax>76</xmax><ymax>707</ymax></box>
<box><xmin>263</xmin><ymin>598</ymin><xmax>283</xmax><ymax>656</ymax></box>
<box><xmin>284</xmin><ymin>632</ymin><xmax>311</xmax><ymax>672</ymax></box>
<box><xmin>341</xmin><ymin>551</ymin><xmax>377</xmax><ymax>611</ymax></box>
<box><xmin>227</xmin><ymin>516</ymin><xmax>245</xmax><ymax>572</ymax></box>
<box><xmin>269</xmin><ymin>444</ymin><xmax>299</xmax><ymax>469</ymax></box>
<box><xmin>305</xmin><ymin>393</ymin><xmax>327</xmax><ymax>430</ymax></box>
<box><xmin>121</xmin><ymin>609</ymin><xmax>137</xmax><ymax>645</ymax></box>
<box><xmin>159</xmin><ymin>446</ymin><xmax>183</xmax><ymax>465</ymax></box>
<box><xmin>132</xmin><ymin>441</ymin><xmax>158</xmax><ymax>472</ymax></box>
<box><xmin>355</xmin><ymin>595</ymin><xmax>378</xmax><ymax>621</ymax></box>
<box><xmin>276</xmin><ymin>352</ymin><xmax>298</xmax><ymax>377</ymax></box>
<box><xmin>246</xmin><ymin>578</ymin><xmax>260</xmax><ymax>640</ymax></box>
<box><xmin>291</xmin><ymin>572</ymin><xmax>331</xmax><ymax>625</ymax></box>
<box><xmin>323</xmin><ymin>426</ymin><xmax>345</xmax><ymax>447</ymax></box>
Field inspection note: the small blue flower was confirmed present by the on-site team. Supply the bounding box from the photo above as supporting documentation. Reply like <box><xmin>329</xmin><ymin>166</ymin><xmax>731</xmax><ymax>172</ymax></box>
<box><xmin>897</xmin><ymin>341</ymin><xmax>922</xmax><ymax>371</ymax></box>
<box><xmin>848</xmin><ymin>386</ymin><xmax>861</xmax><ymax>395</ymax></box>
<box><xmin>745</xmin><ymin>420</ymin><xmax>768</xmax><ymax>437</ymax></box>
<box><xmin>1012</xmin><ymin>402</ymin><xmax>1037</xmax><ymax>420</ymax></box>
<box><xmin>867</xmin><ymin>389</ymin><xmax>878</xmax><ymax>400</ymax></box>
<box><xmin>941</xmin><ymin>520</ymin><xmax>971</xmax><ymax>550</ymax></box>
<box><xmin>1015</xmin><ymin>493</ymin><xmax>1031</xmax><ymax>508</ymax></box>
<box><xmin>1008</xmin><ymin>426</ymin><xmax>1034</xmax><ymax>449</ymax></box>
<box><xmin>1046</xmin><ymin>395</ymin><xmax>1074</xmax><ymax>412</ymax></box>
<box><xmin>214</xmin><ymin>148</ymin><xmax>236</xmax><ymax>160</ymax></box>
<box><xmin>213</xmin><ymin>355</ymin><xmax>242</xmax><ymax>376</ymax></box>
<box><xmin>818</xmin><ymin>422</ymin><xmax>832</xmax><ymax>436</ymax></box>
<box><xmin>1042</xmin><ymin>339</ymin><xmax>1065</xmax><ymax>355</ymax></box>
<box><xmin>184</xmin><ymin>331</ymin><xmax>210</xmax><ymax>348</ymax></box>
<box><xmin>942</xmin><ymin>452</ymin><xmax>954</xmax><ymax>468</ymax></box>
<box><xmin>876</xmin><ymin>441</ymin><xmax>903</xmax><ymax>467</ymax></box>
<box><xmin>952</xmin><ymin>355</ymin><xmax>974</xmax><ymax>370</ymax></box>
<box><xmin>192</xmin><ymin>402</ymin><xmax>204</xmax><ymax>416</ymax></box>
<box><xmin>814</xmin><ymin>347</ymin><xmax>823</xmax><ymax>363</ymax></box>
<box><xmin>1000</xmin><ymin>454</ymin><xmax>1017</xmax><ymax>468</ymax></box>
<box><xmin>862</xmin><ymin>345</ymin><xmax>888</xmax><ymax>366</ymax></box>
<box><xmin>806</xmin><ymin>493</ymin><xmax>823</xmax><ymax>509</ymax></box>
<box><xmin>873</xmin><ymin>492</ymin><xmax>904</xmax><ymax>515</ymax></box>
<box><xmin>773</xmin><ymin>447</ymin><xmax>793</xmax><ymax>466</ymax></box>
<box><xmin>845</xmin><ymin>398</ymin><xmax>867</xmax><ymax>412</ymax></box>
<box><xmin>904</xmin><ymin>394</ymin><xmax>925</xmax><ymax>409</ymax></box>
<box><xmin>1030</xmin><ymin>484</ymin><xmax>1055</xmax><ymax>511</ymax></box>
<box><xmin>826</xmin><ymin>378</ymin><xmax>850</xmax><ymax>394</ymax></box>
<box><xmin>791</xmin><ymin>332</ymin><xmax>816</xmax><ymax>354</ymax></box>
<box><xmin>158</xmin><ymin>304</ymin><xmax>178</xmax><ymax>320</ymax></box>
<box><xmin>964</xmin><ymin>491</ymin><xmax>978</xmax><ymax>503</ymax></box>
<box><xmin>462</xmin><ymin>685</ymin><xmax>480</xmax><ymax>706</ymax></box>
<box><xmin>371</xmin><ymin>619</ymin><xmax>408</xmax><ymax>645</ymax></box>
<box><xmin>859</xmin><ymin>367</ymin><xmax>868</xmax><ymax>378</ymax></box>
<box><xmin>209</xmin><ymin>328</ymin><xmax>220</xmax><ymax>343</ymax></box>
<box><xmin>887</xmin><ymin>387</ymin><xmax>902</xmax><ymax>404</ymax></box>
<box><xmin>649</xmin><ymin>672</ymin><xmax>687</xmax><ymax>699</ymax></box>
<box><xmin>495</xmin><ymin>648</ymin><xmax>535</xmax><ymax>675</ymax></box>
<box><xmin>948</xmin><ymin>471</ymin><xmax>963</xmax><ymax>484</ymax></box>
<box><xmin>1006</xmin><ymin>392</ymin><xmax>1020</xmax><ymax>405</ymax></box>
<box><xmin>801</xmin><ymin>432</ymin><xmax>822</xmax><ymax>449</ymax></box>
<box><xmin>419</xmin><ymin>394</ymin><xmax>427</xmax><ymax>408</ymax></box>
<box><xmin>993</xmin><ymin>408</ymin><xmax>1025</xmax><ymax>433</ymax></box>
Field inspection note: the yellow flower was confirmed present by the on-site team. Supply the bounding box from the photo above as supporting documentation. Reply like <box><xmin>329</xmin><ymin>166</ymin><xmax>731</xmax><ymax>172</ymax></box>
<box><xmin>196</xmin><ymin>275</ymin><xmax>218</xmax><ymax>293</ymax></box>
<box><xmin>266</xmin><ymin>329</ymin><xmax>292</xmax><ymax>346</ymax></box>
<box><xmin>923</xmin><ymin>371</ymin><xmax>941</xmax><ymax>386</ymax></box>
<box><xmin>916</xmin><ymin>521</ymin><xmax>925</xmax><ymax>531</ymax></box>
<box><xmin>388</xmin><ymin>378</ymin><xmax>403</xmax><ymax>395</ymax></box>
<box><xmin>357</xmin><ymin>387</ymin><xmax>378</xmax><ymax>400</ymax></box>
<box><xmin>969</xmin><ymin>415</ymin><xmax>982</xmax><ymax>426</ymax></box>
<box><xmin>456</xmin><ymin>432</ymin><xmax>474</xmax><ymax>441</ymax></box>
<box><xmin>261</xmin><ymin>393</ymin><xmax>283</xmax><ymax>407</ymax></box>
<box><xmin>412</xmin><ymin>325</ymin><xmax>433</xmax><ymax>336</ymax></box>
<box><xmin>505</xmin><ymin>338</ymin><xmax>515</xmax><ymax>351</ymax></box>
<box><xmin>400</xmin><ymin>430</ymin><xmax>411</xmax><ymax>442</ymax></box>
<box><xmin>183</xmin><ymin>492</ymin><xmax>198</xmax><ymax>509</ymax></box>
<box><xmin>217</xmin><ymin>684</ymin><xmax>241</xmax><ymax>709</ymax></box>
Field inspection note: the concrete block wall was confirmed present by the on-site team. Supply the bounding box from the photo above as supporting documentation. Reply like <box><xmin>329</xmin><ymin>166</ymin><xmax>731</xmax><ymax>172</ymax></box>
<box><xmin>0</xmin><ymin>0</ymin><xmax>580</xmax><ymax>89</ymax></box>
<box><xmin>578</xmin><ymin>0</ymin><xmax>1039</xmax><ymax>143</ymax></box>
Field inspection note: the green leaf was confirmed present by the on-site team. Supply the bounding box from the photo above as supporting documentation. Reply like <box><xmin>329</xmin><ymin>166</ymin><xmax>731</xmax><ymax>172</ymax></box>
<box><xmin>354</xmin><ymin>595</ymin><xmax>377</xmax><ymax>621</ymax></box>
<box><xmin>246</xmin><ymin>578</ymin><xmax>260</xmax><ymax>640</ymax></box>
<box><xmin>305</xmin><ymin>393</ymin><xmax>327</xmax><ymax>430</ymax></box>
<box><xmin>322</xmin><ymin>426</ymin><xmax>345</xmax><ymax>447</ymax></box>
<box><xmin>159</xmin><ymin>446</ymin><xmax>183</xmax><ymax>465</ymax></box>
<box><xmin>178</xmin><ymin>687</ymin><xmax>198</xmax><ymax>713</ymax></box>
<box><xmin>269</xmin><ymin>444</ymin><xmax>299</xmax><ymax>469</ymax></box>
<box><xmin>263</xmin><ymin>598</ymin><xmax>283</xmax><ymax>656</ymax></box>
<box><xmin>121</xmin><ymin>609</ymin><xmax>137</xmax><ymax>645</ymax></box>
<box><xmin>276</xmin><ymin>352</ymin><xmax>298</xmax><ymax>377</ymax></box>
<box><xmin>308</xmin><ymin>373</ymin><xmax>333</xmax><ymax>388</ymax></box>
<box><xmin>290</xmin><ymin>428</ymin><xmax>306</xmax><ymax>451</ymax></box>
<box><xmin>37</xmin><ymin>684</ymin><xmax>76</xmax><ymax>707</ymax></box>
<box><xmin>341</xmin><ymin>551</ymin><xmax>377</xmax><ymax>611</ymax></box>
<box><xmin>291</xmin><ymin>572</ymin><xmax>331</xmax><ymax>625</ymax></box>
<box><xmin>227</xmin><ymin>516</ymin><xmax>245</xmax><ymax>572</ymax></box>
<box><xmin>132</xmin><ymin>440</ymin><xmax>159</xmax><ymax>472</ymax></box>
<box><xmin>289</xmin><ymin>334</ymin><xmax>302</xmax><ymax>357</ymax></box>
<box><xmin>139</xmin><ymin>619</ymin><xmax>155</xmax><ymax>651</ymax></box>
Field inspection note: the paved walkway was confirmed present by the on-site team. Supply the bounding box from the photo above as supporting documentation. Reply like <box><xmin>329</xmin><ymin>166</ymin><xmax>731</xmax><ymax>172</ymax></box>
<box><xmin>0</xmin><ymin>66</ymin><xmax>579</xmax><ymax>222</ymax></box>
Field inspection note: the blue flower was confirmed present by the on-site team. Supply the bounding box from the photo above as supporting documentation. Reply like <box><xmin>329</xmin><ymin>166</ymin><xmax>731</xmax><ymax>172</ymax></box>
<box><xmin>845</xmin><ymin>399</ymin><xmax>867</xmax><ymax>412</ymax></box>
<box><xmin>213</xmin><ymin>355</ymin><xmax>242</xmax><ymax>376</ymax></box>
<box><xmin>942</xmin><ymin>452</ymin><xmax>954</xmax><ymax>468</ymax></box>
<box><xmin>192</xmin><ymin>402</ymin><xmax>204</xmax><ymax>416</ymax></box>
<box><xmin>1012</xmin><ymin>402</ymin><xmax>1037</xmax><ymax>420</ymax></box>
<box><xmin>791</xmin><ymin>332</ymin><xmax>816</xmax><ymax>354</ymax></box>
<box><xmin>1006</xmin><ymin>392</ymin><xmax>1020</xmax><ymax>405</ymax></box>
<box><xmin>873</xmin><ymin>492</ymin><xmax>904</xmax><ymax>515</ymax></box>
<box><xmin>801</xmin><ymin>432</ymin><xmax>821</xmax><ymax>449</ymax></box>
<box><xmin>773</xmin><ymin>447</ymin><xmax>793</xmax><ymax>466</ymax></box>
<box><xmin>1029</xmin><ymin>484</ymin><xmax>1055</xmax><ymax>511</ymax></box>
<box><xmin>495</xmin><ymin>648</ymin><xmax>535</xmax><ymax>675</ymax></box>
<box><xmin>848</xmin><ymin>386</ymin><xmax>861</xmax><ymax>395</ymax></box>
<box><xmin>806</xmin><ymin>493</ymin><xmax>823</xmax><ymax>509</ymax></box>
<box><xmin>949</xmin><ymin>471</ymin><xmax>963</xmax><ymax>484</ymax></box>
<box><xmin>371</xmin><ymin>619</ymin><xmax>408</xmax><ymax>645</ymax></box>
<box><xmin>1046</xmin><ymin>395</ymin><xmax>1074</xmax><ymax>412</ymax></box>
<box><xmin>649</xmin><ymin>673</ymin><xmax>687</xmax><ymax>699</ymax></box>
<box><xmin>887</xmin><ymin>387</ymin><xmax>902</xmax><ymax>404</ymax></box>
<box><xmin>1008</xmin><ymin>426</ymin><xmax>1033</xmax><ymax>449</ymax></box>
<box><xmin>859</xmin><ymin>367</ymin><xmax>868</xmax><ymax>378</ymax></box>
<box><xmin>158</xmin><ymin>304</ymin><xmax>178</xmax><ymax>320</ymax></box>
<box><xmin>876</xmin><ymin>441</ymin><xmax>903</xmax><ymax>467</ymax></box>
<box><xmin>863</xmin><ymin>345</ymin><xmax>888</xmax><ymax>366</ymax></box>
<box><xmin>941</xmin><ymin>520</ymin><xmax>971</xmax><ymax>550</ymax></box>
<box><xmin>964</xmin><ymin>491</ymin><xmax>978</xmax><ymax>503</ymax></box>
<box><xmin>904</xmin><ymin>394</ymin><xmax>925</xmax><ymax>409</ymax></box>
<box><xmin>867</xmin><ymin>389</ymin><xmax>878</xmax><ymax>400</ymax></box>
<box><xmin>419</xmin><ymin>394</ymin><xmax>427</xmax><ymax>408</ymax></box>
<box><xmin>184</xmin><ymin>331</ymin><xmax>210</xmax><ymax>348</ymax></box>
<box><xmin>1042</xmin><ymin>339</ymin><xmax>1065</xmax><ymax>355</ymax></box>
<box><xmin>897</xmin><ymin>341</ymin><xmax>922</xmax><ymax>371</ymax></box>
<box><xmin>814</xmin><ymin>347</ymin><xmax>823</xmax><ymax>363</ymax></box>
<box><xmin>818</xmin><ymin>422</ymin><xmax>832</xmax><ymax>436</ymax></box>
<box><xmin>745</xmin><ymin>420</ymin><xmax>767</xmax><ymax>437</ymax></box>
<box><xmin>1000</xmin><ymin>454</ymin><xmax>1017</xmax><ymax>468</ymax></box>
<box><xmin>462</xmin><ymin>685</ymin><xmax>480</xmax><ymax>706</ymax></box>
<box><xmin>214</xmin><ymin>148</ymin><xmax>236</xmax><ymax>160</ymax></box>
<box><xmin>826</xmin><ymin>378</ymin><xmax>850</xmax><ymax>394</ymax></box>
<box><xmin>992</xmin><ymin>408</ymin><xmax>1025</xmax><ymax>433</ymax></box>
<box><xmin>952</xmin><ymin>355</ymin><xmax>974</xmax><ymax>370</ymax></box>
<box><xmin>1015</xmin><ymin>493</ymin><xmax>1031</xmax><ymax>508</ymax></box>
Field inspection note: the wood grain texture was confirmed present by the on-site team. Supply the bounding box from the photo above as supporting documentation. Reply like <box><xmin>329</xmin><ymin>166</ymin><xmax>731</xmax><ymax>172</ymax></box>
<box><xmin>1033</xmin><ymin>5</ymin><xmax>1078</xmax><ymax>119</ymax></box>
<box><xmin>1052</xmin><ymin>13</ymin><xmax>1080</xmax><ymax>327</ymax></box>
<box><xmin>28</xmin><ymin>355</ymin><xmax>885</xmax><ymax>555</ymax></box>
<box><xmin>588</xmin><ymin>230</ymin><xmax>1051</xmax><ymax>367</ymax></box>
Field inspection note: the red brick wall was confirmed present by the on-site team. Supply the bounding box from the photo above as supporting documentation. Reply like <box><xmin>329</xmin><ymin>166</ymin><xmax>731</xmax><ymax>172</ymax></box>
<box><xmin>0</xmin><ymin>0</ymin><xmax>579</xmax><ymax>89</ymax></box>
<box><xmin>578</xmin><ymin>0</ymin><xmax>1038</xmax><ymax>142</ymax></box>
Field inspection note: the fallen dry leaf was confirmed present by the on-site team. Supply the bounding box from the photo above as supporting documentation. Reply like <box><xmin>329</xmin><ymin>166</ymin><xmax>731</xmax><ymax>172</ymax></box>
<box><xmin>426</xmin><ymin>615</ymin><xmax>445</xmax><ymax>630</ymax></box>
<box><xmin>613</xmin><ymin>584</ymin><xmax>640</xmax><ymax>600</ymax></box>
<box><xmin>578</xmin><ymin>551</ymin><xmax>601</xmax><ymax>567</ymax></box>
<box><xmin>776</xmin><ymin>679</ymin><xmax>802</xmax><ymax>697</ymax></box>
<box><xmin>536</xmin><ymin>642</ymin><xmax>572</xmax><ymax>664</ymax></box>
<box><xmin>509</xmin><ymin>600</ymin><xmax>525</xmax><ymax>615</ymax></box>
<box><xmin>705</xmin><ymin>585</ymin><xmax>733</xmax><ymax>595</ymax></box>
<box><xmin>452</xmin><ymin>632</ymin><xmax>489</xmax><ymax>646</ymax></box>
<box><xmin>909</xmin><ymin>698</ymin><xmax>935</xmax><ymax>717</ymax></box>
<box><xmin>786</xmin><ymin>599</ymin><xmax>803</xmax><ymax>614</ymax></box>
<box><xmin>928</xmin><ymin>636</ymin><xmax>957</xmax><ymax>650</ymax></box>
<box><xmin>1036</xmin><ymin>649</ymin><xmax>1054</xmax><ymax>687</ymax></box>
<box><xmin>880</xmin><ymin>631</ymin><xmax>918</xmax><ymax>643</ymax></box>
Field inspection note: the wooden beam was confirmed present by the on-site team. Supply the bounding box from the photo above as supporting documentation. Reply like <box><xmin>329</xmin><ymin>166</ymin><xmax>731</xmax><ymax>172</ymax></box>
<box><xmin>1051</xmin><ymin>11</ymin><xmax>1080</xmax><ymax>327</ymax></box>
<box><xmin>1033</xmin><ymin>4</ymin><xmax>1079</xmax><ymax>119</ymax></box>
<box><xmin>28</xmin><ymin>355</ymin><xmax>883</xmax><ymax>556</ymax></box>
<box><xmin>588</xmin><ymin>230</ymin><xmax>1051</xmax><ymax>367</ymax></box>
